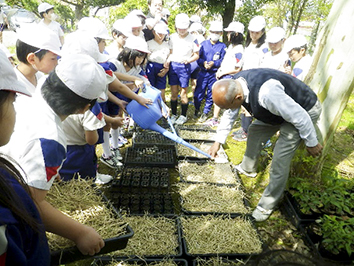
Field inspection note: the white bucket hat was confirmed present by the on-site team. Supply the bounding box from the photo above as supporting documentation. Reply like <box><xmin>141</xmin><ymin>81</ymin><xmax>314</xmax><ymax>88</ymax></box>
<box><xmin>190</xmin><ymin>14</ymin><xmax>201</xmax><ymax>24</ymax></box>
<box><xmin>113</xmin><ymin>19</ymin><xmax>130</xmax><ymax>37</ymax></box>
<box><xmin>61</xmin><ymin>31</ymin><xmax>110</xmax><ymax>63</ymax></box>
<box><xmin>175</xmin><ymin>13</ymin><xmax>190</xmax><ymax>29</ymax></box>
<box><xmin>248</xmin><ymin>16</ymin><xmax>266</xmax><ymax>32</ymax></box>
<box><xmin>189</xmin><ymin>22</ymin><xmax>203</xmax><ymax>33</ymax></box>
<box><xmin>125</xmin><ymin>36</ymin><xmax>150</xmax><ymax>54</ymax></box>
<box><xmin>224</xmin><ymin>21</ymin><xmax>244</xmax><ymax>34</ymax></box>
<box><xmin>0</xmin><ymin>49</ymin><xmax>31</xmax><ymax>96</ymax></box>
<box><xmin>153</xmin><ymin>22</ymin><xmax>168</xmax><ymax>35</ymax></box>
<box><xmin>56</xmin><ymin>54</ymin><xmax>107</xmax><ymax>100</ymax></box>
<box><xmin>17</xmin><ymin>24</ymin><xmax>61</xmax><ymax>56</ymax></box>
<box><xmin>38</xmin><ymin>2</ymin><xmax>54</xmax><ymax>13</ymax></box>
<box><xmin>209</xmin><ymin>21</ymin><xmax>223</xmax><ymax>32</ymax></box>
<box><xmin>266</xmin><ymin>27</ymin><xmax>286</xmax><ymax>43</ymax></box>
<box><xmin>284</xmin><ymin>34</ymin><xmax>308</xmax><ymax>52</ymax></box>
<box><xmin>78</xmin><ymin>17</ymin><xmax>112</xmax><ymax>40</ymax></box>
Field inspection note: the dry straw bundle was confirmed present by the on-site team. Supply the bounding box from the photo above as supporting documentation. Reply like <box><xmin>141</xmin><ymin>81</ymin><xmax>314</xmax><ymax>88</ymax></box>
<box><xmin>181</xmin><ymin>215</ymin><xmax>263</xmax><ymax>255</ymax></box>
<box><xmin>195</xmin><ymin>257</ymin><xmax>244</xmax><ymax>266</ymax></box>
<box><xmin>178</xmin><ymin>161</ymin><xmax>238</xmax><ymax>185</ymax></box>
<box><xmin>46</xmin><ymin>178</ymin><xmax>127</xmax><ymax>250</ymax></box>
<box><xmin>104</xmin><ymin>258</ymin><xmax>181</xmax><ymax>266</ymax></box>
<box><xmin>110</xmin><ymin>215</ymin><xmax>179</xmax><ymax>256</ymax></box>
<box><xmin>178</xmin><ymin>183</ymin><xmax>249</xmax><ymax>214</ymax></box>
<box><xmin>178</xmin><ymin>130</ymin><xmax>216</xmax><ymax>140</ymax></box>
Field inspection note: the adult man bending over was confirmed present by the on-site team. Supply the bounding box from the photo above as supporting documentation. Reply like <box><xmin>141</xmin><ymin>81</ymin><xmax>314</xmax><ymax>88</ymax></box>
<box><xmin>209</xmin><ymin>68</ymin><xmax>323</xmax><ymax>221</ymax></box>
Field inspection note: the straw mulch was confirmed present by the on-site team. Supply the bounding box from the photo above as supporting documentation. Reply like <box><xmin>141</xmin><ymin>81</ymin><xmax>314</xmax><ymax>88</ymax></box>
<box><xmin>109</xmin><ymin>215</ymin><xmax>180</xmax><ymax>256</ymax></box>
<box><xmin>178</xmin><ymin>183</ymin><xmax>249</xmax><ymax>214</ymax></box>
<box><xmin>46</xmin><ymin>178</ymin><xmax>127</xmax><ymax>250</ymax></box>
<box><xmin>177</xmin><ymin>142</ymin><xmax>212</xmax><ymax>158</ymax></box>
<box><xmin>104</xmin><ymin>258</ymin><xmax>182</xmax><ymax>266</ymax></box>
<box><xmin>194</xmin><ymin>257</ymin><xmax>245</xmax><ymax>266</ymax></box>
<box><xmin>178</xmin><ymin>130</ymin><xmax>216</xmax><ymax>140</ymax></box>
<box><xmin>178</xmin><ymin>161</ymin><xmax>238</xmax><ymax>185</ymax></box>
<box><xmin>181</xmin><ymin>215</ymin><xmax>263</xmax><ymax>255</ymax></box>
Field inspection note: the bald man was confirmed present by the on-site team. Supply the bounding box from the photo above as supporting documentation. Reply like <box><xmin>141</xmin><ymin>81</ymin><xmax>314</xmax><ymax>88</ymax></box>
<box><xmin>209</xmin><ymin>68</ymin><xmax>323</xmax><ymax>221</ymax></box>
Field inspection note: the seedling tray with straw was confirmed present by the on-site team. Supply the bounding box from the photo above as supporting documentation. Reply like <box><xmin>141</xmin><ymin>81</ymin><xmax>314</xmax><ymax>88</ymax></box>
<box><xmin>47</xmin><ymin>179</ymin><xmax>134</xmax><ymax>266</ymax></box>
<box><xmin>175</xmin><ymin>124</ymin><xmax>213</xmax><ymax>131</ymax></box>
<box><xmin>92</xmin><ymin>257</ymin><xmax>188</xmax><ymax>266</ymax></box>
<box><xmin>192</xmin><ymin>257</ymin><xmax>246</xmax><ymax>266</ymax></box>
<box><xmin>124</xmin><ymin>144</ymin><xmax>177</xmax><ymax>168</ymax></box>
<box><xmin>106</xmin><ymin>191</ymin><xmax>176</xmax><ymax>215</ymax></box>
<box><xmin>178</xmin><ymin>160</ymin><xmax>239</xmax><ymax>186</ymax></box>
<box><xmin>177</xmin><ymin>140</ymin><xmax>228</xmax><ymax>162</ymax></box>
<box><xmin>176</xmin><ymin>127</ymin><xmax>217</xmax><ymax>142</ymax></box>
<box><xmin>177</xmin><ymin>183</ymin><xmax>250</xmax><ymax>216</ymax></box>
<box><xmin>133</xmin><ymin>131</ymin><xmax>176</xmax><ymax>146</ymax></box>
<box><xmin>111</xmin><ymin>167</ymin><xmax>170</xmax><ymax>190</ymax></box>
<box><xmin>108</xmin><ymin>214</ymin><xmax>183</xmax><ymax>258</ymax></box>
<box><xmin>179</xmin><ymin>215</ymin><xmax>263</xmax><ymax>258</ymax></box>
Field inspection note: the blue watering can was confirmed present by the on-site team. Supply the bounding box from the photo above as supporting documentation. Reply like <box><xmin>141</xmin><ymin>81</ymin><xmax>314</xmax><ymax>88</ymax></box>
<box><xmin>126</xmin><ymin>85</ymin><xmax>212</xmax><ymax>159</ymax></box>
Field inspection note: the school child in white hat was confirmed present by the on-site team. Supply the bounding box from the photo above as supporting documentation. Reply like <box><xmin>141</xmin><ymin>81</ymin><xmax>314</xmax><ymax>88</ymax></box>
<box><xmin>261</xmin><ymin>26</ymin><xmax>289</xmax><ymax>71</ymax></box>
<box><xmin>146</xmin><ymin>22</ymin><xmax>171</xmax><ymax>102</ymax></box>
<box><xmin>38</xmin><ymin>2</ymin><xmax>64</xmax><ymax>45</ymax></box>
<box><xmin>105</xmin><ymin>19</ymin><xmax>129</xmax><ymax>59</ymax></box>
<box><xmin>168</xmin><ymin>13</ymin><xmax>199</xmax><ymax>125</ymax></box>
<box><xmin>6</xmin><ymin>54</ymin><xmax>108</xmax><ymax>256</ymax></box>
<box><xmin>283</xmin><ymin>34</ymin><xmax>312</xmax><ymax>81</ymax></box>
<box><xmin>78</xmin><ymin>17</ymin><xmax>152</xmax><ymax>167</ymax></box>
<box><xmin>194</xmin><ymin>21</ymin><xmax>226</xmax><ymax>125</ymax></box>
<box><xmin>0</xmin><ymin>49</ymin><xmax>51</xmax><ymax>265</ymax></box>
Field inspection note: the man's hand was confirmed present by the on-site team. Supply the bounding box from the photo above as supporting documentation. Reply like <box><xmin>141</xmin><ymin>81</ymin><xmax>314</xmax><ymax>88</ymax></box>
<box><xmin>208</xmin><ymin>142</ymin><xmax>221</xmax><ymax>158</ymax></box>
<box><xmin>306</xmin><ymin>143</ymin><xmax>323</xmax><ymax>157</ymax></box>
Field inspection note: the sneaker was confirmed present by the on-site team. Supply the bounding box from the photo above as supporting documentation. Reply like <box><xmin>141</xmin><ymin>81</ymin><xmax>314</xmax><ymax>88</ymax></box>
<box><xmin>193</xmin><ymin>110</ymin><xmax>200</xmax><ymax>119</ymax></box>
<box><xmin>111</xmin><ymin>147</ymin><xmax>123</xmax><ymax>161</ymax></box>
<box><xmin>232</xmin><ymin>128</ymin><xmax>244</xmax><ymax>136</ymax></box>
<box><xmin>232</xmin><ymin>129</ymin><xmax>247</xmax><ymax>142</ymax></box>
<box><xmin>204</xmin><ymin>117</ymin><xmax>219</xmax><ymax>127</ymax></box>
<box><xmin>175</xmin><ymin>115</ymin><xmax>188</xmax><ymax>125</ymax></box>
<box><xmin>100</xmin><ymin>155</ymin><xmax>123</xmax><ymax>168</ymax></box>
<box><xmin>170</xmin><ymin>114</ymin><xmax>178</xmax><ymax>124</ymax></box>
<box><xmin>263</xmin><ymin>139</ymin><xmax>272</xmax><ymax>149</ymax></box>
<box><xmin>118</xmin><ymin>135</ymin><xmax>128</xmax><ymax>145</ymax></box>
<box><xmin>234</xmin><ymin>164</ymin><xmax>257</xmax><ymax>178</ymax></box>
<box><xmin>198</xmin><ymin>113</ymin><xmax>208</xmax><ymax>123</ymax></box>
<box><xmin>95</xmin><ymin>172</ymin><xmax>113</xmax><ymax>184</ymax></box>
<box><xmin>252</xmin><ymin>206</ymin><xmax>273</xmax><ymax>222</ymax></box>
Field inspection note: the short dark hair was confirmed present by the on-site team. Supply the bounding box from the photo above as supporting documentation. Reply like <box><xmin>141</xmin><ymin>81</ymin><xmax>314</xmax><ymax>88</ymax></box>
<box><xmin>148</xmin><ymin>0</ymin><xmax>164</xmax><ymax>6</ymax></box>
<box><xmin>292</xmin><ymin>44</ymin><xmax>308</xmax><ymax>52</ymax></box>
<box><xmin>39</xmin><ymin>7</ymin><xmax>54</xmax><ymax>18</ymax></box>
<box><xmin>229</xmin><ymin>32</ymin><xmax>244</xmax><ymax>46</ymax></box>
<box><xmin>245</xmin><ymin>28</ymin><xmax>266</xmax><ymax>48</ymax></box>
<box><xmin>118</xmin><ymin>47</ymin><xmax>148</xmax><ymax>68</ymax></box>
<box><xmin>16</xmin><ymin>39</ymin><xmax>48</xmax><ymax>64</ymax></box>
<box><xmin>41</xmin><ymin>71</ymin><xmax>96</xmax><ymax>116</ymax></box>
<box><xmin>112</xmin><ymin>29</ymin><xmax>125</xmax><ymax>38</ymax></box>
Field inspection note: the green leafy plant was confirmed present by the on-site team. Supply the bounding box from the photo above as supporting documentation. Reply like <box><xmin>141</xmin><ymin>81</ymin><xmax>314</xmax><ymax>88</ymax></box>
<box><xmin>320</xmin><ymin>215</ymin><xmax>354</xmax><ymax>256</ymax></box>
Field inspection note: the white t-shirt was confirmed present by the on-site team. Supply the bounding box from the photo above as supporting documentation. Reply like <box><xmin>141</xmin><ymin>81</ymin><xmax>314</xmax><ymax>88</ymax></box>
<box><xmin>38</xmin><ymin>19</ymin><xmax>64</xmax><ymax>43</ymax></box>
<box><xmin>147</xmin><ymin>39</ymin><xmax>171</xmax><ymax>64</ymax></box>
<box><xmin>63</xmin><ymin>103</ymin><xmax>105</xmax><ymax>146</ymax></box>
<box><xmin>109</xmin><ymin>59</ymin><xmax>150</xmax><ymax>85</ymax></box>
<box><xmin>260</xmin><ymin>50</ymin><xmax>289</xmax><ymax>71</ymax></box>
<box><xmin>292</xmin><ymin>54</ymin><xmax>312</xmax><ymax>81</ymax></box>
<box><xmin>242</xmin><ymin>42</ymin><xmax>268</xmax><ymax>70</ymax></box>
<box><xmin>219</xmin><ymin>44</ymin><xmax>244</xmax><ymax>73</ymax></box>
<box><xmin>168</xmin><ymin>33</ymin><xmax>199</xmax><ymax>63</ymax></box>
<box><xmin>105</xmin><ymin>42</ymin><xmax>123</xmax><ymax>59</ymax></box>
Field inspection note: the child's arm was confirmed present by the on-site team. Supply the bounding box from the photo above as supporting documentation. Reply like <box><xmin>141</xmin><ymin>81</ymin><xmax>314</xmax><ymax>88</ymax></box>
<box><xmin>113</xmin><ymin>72</ymin><xmax>144</xmax><ymax>89</ymax></box>
<box><xmin>182</xmin><ymin>51</ymin><xmax>199</xmax><ymax>65</ymax></box>
<box><xmin>29</xmin><ymin>187</ymin><xmax>104</xmax><ymax>256</ymax></box>
<box><xmin>85</xmin><ymin>130</ymin><xmax>99</xmax><ymax>146</ymax></box>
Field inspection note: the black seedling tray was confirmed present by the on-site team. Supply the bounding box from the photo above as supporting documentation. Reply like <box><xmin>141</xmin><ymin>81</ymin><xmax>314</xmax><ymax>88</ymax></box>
<box><xmin>92</xmin><ymin>257</ymin><xmax>188</xmax><ymax>266</ymax></box>
<box><xmin>179</xmin><ymin>215</ymin><xmax>263</xmax><ymax>259</ymax></box>
<box><xmin>124</xmin><ymin>145</ymin><xmax>177</xmax><ymax>168</ymax></box>
<box><xmin>133</xmin><ymin>131</ymin><xmax>176</xmax><ymax>146</ymax></box>
<box><xmin>280</xmin><ymin>191</ymin><xmax>321</xmax><ymax>229</ymax></box>
<box><xmin>111</xmin><ymin>167</ymin><xmax>170</xmax><ymax>189</ymax></box>
<box><xmin>107</xmin><ymin>192</ymin><xmax>175</xmax><ymax>215</ymax></box>
<box><xmin>50</xmin><ymin>193</ymin><xmax>134</xmax><ymax>266</ymax></box>
<box><xmin>176</xmin><ymin>127</ymin><xmax>217</xmax><ymax>142</ymax></box>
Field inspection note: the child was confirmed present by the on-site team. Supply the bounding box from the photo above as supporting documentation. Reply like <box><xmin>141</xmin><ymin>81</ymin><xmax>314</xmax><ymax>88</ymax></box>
<box><xmin>38</xmin><ymin>2</ymin><xmax>64</xmax><ymax>45</ymax></box>
<box><xmin>0</xmin><ymin>49</ymin><xmax>50</xmax><ymax>265</ymax></box>
<box><xmin>283</xmin><ymin>34</ymin><xmax>312</xmax><ymax>81</ymax></box>
<box><xmin>59</xmin><ymin>32</ymin><xmax>113</xmax><ymax>184</ymax></box>
<box><xmin>5</xmin><ymin>54</ymin><xmax>107</xmax><ymax>256</ymax></box>
<box><xmin>168</xmin><ymin>13</ymin><xmax>199</xmax><ymax>125</ymax></box>
<box><xmin>194</xmin><ymin>21</ymin><xmax>226</xmax><ymax>124</ymax></box>
<box><xmin>207</xmin><ymin>21</ymin><xmax>245</xmax><ymax>127</ymax></box>
<box><xmin>146</xmin><ymin>22</ymin><xmax>171</xmax><ymax>102</ymax></box>
<box><xmin>260</xmin><ymin>27</ymin><xmax>289</xmax><ymax>71</ymax></box>
<box><xmin>105</xmin><ymin>19</ymin><xmax>129</xmax><ymax>59</ymax></box>
<box><xmin>233</xmin><ymin>16</ymin><xmax>268</xmax><ymax>142</ymax></box>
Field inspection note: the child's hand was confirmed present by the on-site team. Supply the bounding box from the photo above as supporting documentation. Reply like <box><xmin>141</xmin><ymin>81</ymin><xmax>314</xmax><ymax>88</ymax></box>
<box><xmin>134</xmin><ymin>79</ymin><xmax>144</xmax><ymax>89</ymax></box>
<box><xmin>137</xmin><ymin>95</ymin><xmax>153</xmax><ymax>108</ymax></box>
<box><xmin>158</xmin><ymin>67</ymin><xmax>168</xmax><ymax>77</ymax></box>
<box><xmin>111</xmin><ymin>116</ymin><xmax>125</xmax><ymax>127</ymax></box>
<box><xmin>75</xmin><ymin>225</ymin><xmax>105</xmax><ymax>256</ymax></box>
<box><xmin>117</xmin><ymin>99</ymin><xmax>128</xmax><ymax>113</ymax></box>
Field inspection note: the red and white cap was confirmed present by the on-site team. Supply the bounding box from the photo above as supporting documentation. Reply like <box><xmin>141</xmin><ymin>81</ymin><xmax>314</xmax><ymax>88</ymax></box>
<box><xmin>248</xmin><ymin>16</ymin><xmax>266</xmax><ymax>32</ymax></box>
<box><xmin>224</xmin><ymin>22</ymin><xmax>244</xmax><ymax>34</ymax></box>
<box><xmin>38</xmin><ymin>2</ymin><xmax>54</xmax><ymax>13</ymax></box>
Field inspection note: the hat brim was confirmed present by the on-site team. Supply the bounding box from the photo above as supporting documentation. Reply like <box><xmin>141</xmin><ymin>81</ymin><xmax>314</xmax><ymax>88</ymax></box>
<box><xmin>7</xmin><ymin>81</ymin><xmax>32</xmax><ymax>97</ymax></box>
